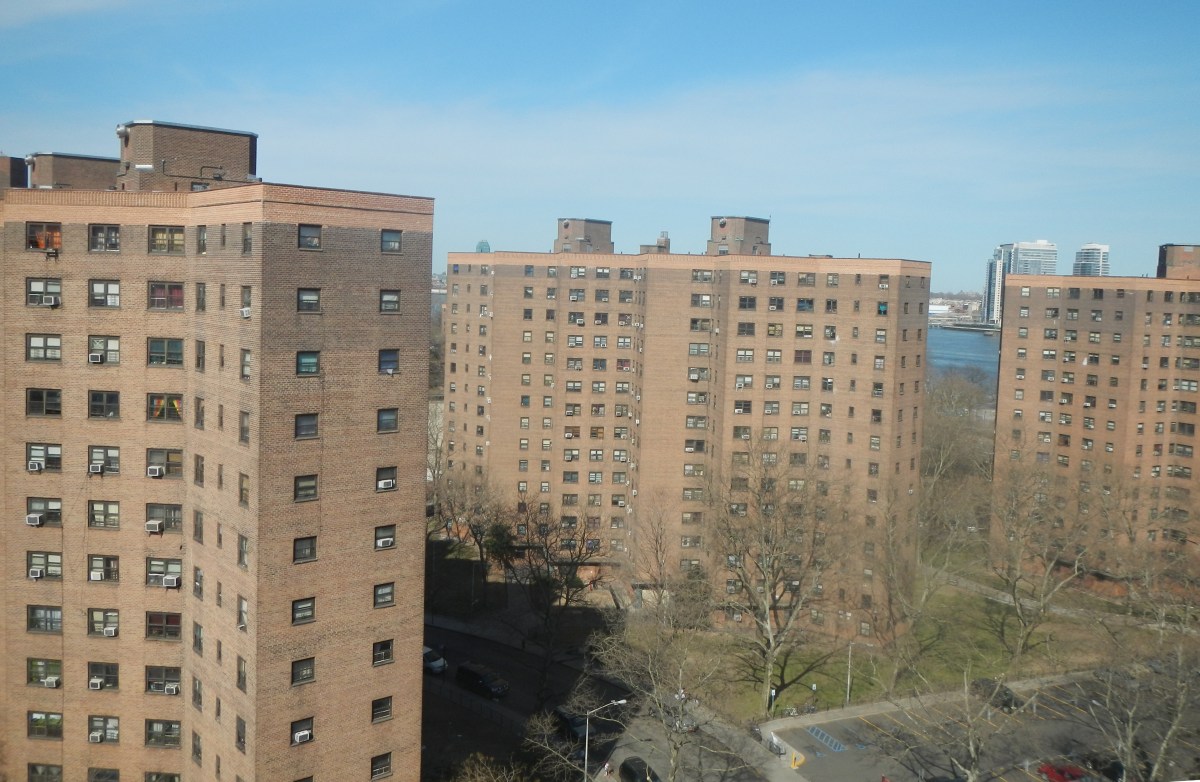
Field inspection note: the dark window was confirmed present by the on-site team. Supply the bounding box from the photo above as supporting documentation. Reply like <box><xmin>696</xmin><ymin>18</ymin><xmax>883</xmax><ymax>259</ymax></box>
<box><xmin>380</xmin><ymin>290</ymin><xmax>400</xmax><ymax>312</ymax></box>
<box><xmin>148</xmin><ymin>226</ymin><xmax>184</xmax><ymax>254</ymax></box>
<box><xmin>295</xmin><ymin>413</ymin><xmax>318</xmax><ymax>438</ymax></box>
<box><xmin>377</xmin><ymin>408</ymin><xmax>398</xmax><ymax>432</ymax></box>
<box><xmin>381</xmin><ymin>230</ymin><xmax>402</xmax><ymax>253</ymax></box>
<box><xmin>298</xmin><ymin>224</ymin><xmax>322</xmax><ymax>249</ymax></box>
<box><xmin>27</xmin><ymin>388</ymin><xmax>62</xmax><ymax>416</ymax></box>
<box><xmin>297</xmin><ymin>289</ymin><xmax>320</xmax><ymax>311</ymax></box>
<box><xmin>294</xmin><ymin>475</ymin><xmax>318</xmax><ymax>502</ymax></box>
<box><xmin>293</xmin><ymin>537</ymin><xmax>317</xmax><ymax>562</ymax></box>
<box><xmin>291</xmin><ymin>657</ymin><xmax>315</xmax><ymax>685</ymax></box>
<box><xmin>296</xmin><ymin>352</ymin><xmax>320</xmax><ymax>375</ymax></box>
<box><xmin>147</xmin><ymin>338</ymin><xmax>184</xmax><ymax>366</ymax></box>
<box><xmin>378</xmin><ymin>349</ymin><xmax>400</xmax><ymax>373</ymax></box>
<box><xmin>89</xmin><ymin>391</ymin><xmax>120</xmax><ymax>418</ymax></box>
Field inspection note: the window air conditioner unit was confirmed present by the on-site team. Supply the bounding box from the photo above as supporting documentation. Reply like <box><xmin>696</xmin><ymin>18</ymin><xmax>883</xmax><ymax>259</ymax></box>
<box><xmin>564</xmin><ymin>455</ymin><xmax>573</xmax><ymax>461</ymax></box>
<box><xmin>879</xmin><ymin>283</ymin><xmax>889</xmax><ymax>289</ymax></box>
<box><xmin>765</xmin><ymin>383</ymin><xmax>777</xmax><ymax>389</ymax></box>
<box><xmin>771</xmin><ymin>279</ymin><xmax>780</xmax><ymax>285</ymax></box>
<box><xmin>164</xmin><ymin>683</ymin><xmax>180</xmax><ymax>695</ymax></box>
<box><xmin>741</xmin><ymin>434</ymin><xmax>751</xmax><ymax>440</ymax></box>
<box><xmin>564</xmin><ymin>432</ymin><xmax>573</xmax><ymax>438</ymax></box>
<box><xmin>240</xmin><ymin>307</ymin><xmax>252</xmax><ymax>318</ymax></box>
<box><xmin>375</xmin><ymin>537</ymin><xmax>395</xmax><ymax>549</ymax></box>
<box><xmin>89</xmin><ymin>463</ymin><xmax>104</xmax><ymax>474</ymax></box>
<box><xmin>89</xmin><ymin>677</ymin><xmax>105</xmax><ymax>690</ymax></box>
<box><xmin>684</xmin><ymin>447</ymin><xmax>695</xmax><ymax>453</ymax></box>
<box><xmin>162</xmin><ymin>575</ymin><xmax>180</xmax><ymax>588</ymax></box>
<box><xmin>89</xmin><ymin>731</ymin><xmax>104</xmax><ymax>743</ymax></box>
<box><xmin>29</xmin><ymin>567</ymin><xmax>45</xmax><ymax>579</ymax></box>
<box><xmin>89</xmin><ymin>570</ymin><xmax>105</xmax><ymax>581</ymax></box>
<box><xmin>27</xmin><ymin>461</ymin><xmax>43</xmax><ymax>472</ymax></box>
<box><xmin>146</xmin><ymin>465</ymin><xmax>165</xmax><ymax>478</ymax></box>
<box><xmin>768</xmin><ymin>305</ymin><xmax>778</xmax><ymax>311</ymax></box>
<box><xmin>26</xmin><ymin>513</ymin><xmax>45</xmax><ymax>526</ymax></box>
<box><xmin>41</xmin><ymin>295</ymin><xmax>59</xmax><ymax>307</ymax></box>
<box><xmin>688</xmin><ymin>373</ymin><xmax>699</xmax><ymax>381</ymax></box>
<box><xmin>631</xmin><ymin>489</ymin><xmax>637</xmax><ymax>496</ymax></box>
<box><xmin>377</xmin><ymin>479</ymin><xmax>396</xmax><ymax>490</ymax></box>
<box><xmin>102</xmin><ymin>626</ymin><xmax>118</xmax><ymax>637</ymax></box>
<box><xmin>294</xmin><ymin>730</ymin><xmax>313</xmax><ymax>744</ymax></box>
<box><xmin>42</xmin><ymin>676</ymin><xmax>60</xmax><ymax>688</ymax></box>
<box><xmin>88</xmin><ymin>352</ymin><xmax>105</xmax><ymax>364</ymax></box>
<box><xmin>617</xmin><ymin>455</ymin><xmax>627</xmax><ymax>462</ymax></box>
<box><xmin>145</xmin><ymin>520</ymin><xmax>163</xmax><ymax>533</ymax></box>
<box><xmin>617</xmin><ymin>500</ymin><xmax>626</xmax><ymax>507</ymax></box>
<box><xmin>735</xmin><ymin>383</ymin><xmax>744</xmax><ymax>390</ymax></box>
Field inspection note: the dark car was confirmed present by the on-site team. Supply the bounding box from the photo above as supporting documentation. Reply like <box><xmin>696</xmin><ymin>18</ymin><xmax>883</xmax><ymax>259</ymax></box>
<box><xmin>552</xmin><ymin>706</ymin><xmax>589</xmax><ymax>742</ymax></box>
<box><xmin>618</xmin><ymin>756</ymin><xmax>662</xmax><ymax>782</ymax></box>
<box><xmin>455</xmin><ymin>661</ymin><xmax>509</xmax><ymax>699</ymax></box>
<box><xmin>970</xmin><ymin>677</ymin><xmax>1021</xmax><ymax>712</ymax></box>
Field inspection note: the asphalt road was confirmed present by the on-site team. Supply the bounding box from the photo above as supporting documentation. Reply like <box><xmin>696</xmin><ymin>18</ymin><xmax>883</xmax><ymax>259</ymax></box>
<box><xmin>422</xmin><ymin>626</ymin><xmax>767</xmax><ymax>781</ymax></box>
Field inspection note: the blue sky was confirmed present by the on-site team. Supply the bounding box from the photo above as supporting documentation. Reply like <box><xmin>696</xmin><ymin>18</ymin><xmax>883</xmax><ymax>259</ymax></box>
<box><xmin>3</xmin><ymin>0</ymin><xmax>1198</xmax><ymax>292</ymax></box>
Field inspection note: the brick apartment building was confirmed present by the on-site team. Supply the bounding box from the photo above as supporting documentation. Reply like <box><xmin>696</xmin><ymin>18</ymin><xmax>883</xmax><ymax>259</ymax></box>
<box><xmin>2</xmin><ymin>121</ymin><xmax>431</xmax><ymax>782</ymax></box>
<box><xmin>994</xmin><ymin>244</ymin><xmax>1200</xmax><ymax>576</ymax></box>
<box><xmin>443</xmin><ymin>217</ymin><xmax>930</xmax><ymax>638</ymax></box>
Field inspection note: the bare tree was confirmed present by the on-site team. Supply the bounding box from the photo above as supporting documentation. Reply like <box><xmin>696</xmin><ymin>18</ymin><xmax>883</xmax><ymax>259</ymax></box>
<box><xmin>988</xmin><ymin>453</ymin><xmax>1090</xmax><ymax>662</ymax></box>
<box><xmin>708</xmin><ymin>444</ymin><xmax>841</xmax><ymax>714</ymax></box>
<box><xmin>485</xmin><ymin>498</ymin><xmax>610</xmax><ymax>705</ymax></box>
<box><xmin>590</xmin><ymin>577</ymin><xmax>728</xmax><ymax>782</ymax></box>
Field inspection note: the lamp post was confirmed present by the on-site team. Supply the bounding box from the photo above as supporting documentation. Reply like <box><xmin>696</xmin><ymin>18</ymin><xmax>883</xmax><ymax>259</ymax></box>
<box><xmin>844</xmin><ymin>641</ymin><xmax>875</xmax><ymax>707</ymax></box>
<box><xmin>583</xmin><ymin>699</ymin><xmax>626</xmax><ymax>781</ymax></box>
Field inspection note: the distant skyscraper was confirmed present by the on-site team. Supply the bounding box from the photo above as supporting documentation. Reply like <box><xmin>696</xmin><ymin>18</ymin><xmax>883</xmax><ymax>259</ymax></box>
<box><xmin>1073</xmin><ymin>243</ymin><xmax>1110</xmax><ymax>276</ymax></box>
<box><xmin>981</xmin><ymin>240</ymin><xmax>1058</xmax><ymax>324</ymax></box>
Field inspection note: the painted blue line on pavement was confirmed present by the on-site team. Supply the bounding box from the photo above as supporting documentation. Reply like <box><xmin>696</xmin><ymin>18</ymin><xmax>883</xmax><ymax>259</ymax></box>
<box><xmin>806</xmin><ymin>726</ymin><xmax>847</xmax><ymax>752</ymax></box>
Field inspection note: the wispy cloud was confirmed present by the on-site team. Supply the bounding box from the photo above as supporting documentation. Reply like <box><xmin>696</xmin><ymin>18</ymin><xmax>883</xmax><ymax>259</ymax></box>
<box><xmin>0</xmin><ymin>0</ymin><xmax>141</xmax><ymax>28</ymax></box>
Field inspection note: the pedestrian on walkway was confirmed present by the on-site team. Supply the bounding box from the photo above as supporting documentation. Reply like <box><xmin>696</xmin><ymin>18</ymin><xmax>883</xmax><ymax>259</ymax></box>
<box><xmin>602</xmin><ymin>760</ymin><xmax>612</xmax><ymax>777</ymax></box>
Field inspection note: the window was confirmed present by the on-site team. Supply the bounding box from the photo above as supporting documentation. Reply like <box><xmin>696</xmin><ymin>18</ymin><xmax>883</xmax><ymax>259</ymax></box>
<box><xmin>146</xmin><ymin>558</ymin><xmax>182</xmax><ymax>586</ymax></box>
<box><xmin>147</xmin><ymin>394</ymin><xmax>182</xmax><ymax>422</ymax></box>
<box><xmin>297</xmin><ymin>224</ymin><xmax>322</xmax><ymax>249</ymax></box>
<box><xmin>376</xmin><ymin>466</ymin><xmax>397</xmax><ymax>491</ymax></box>
<box><xmin>374</xmin><ymin>582</ymin><xmax>395</xmax><ymax>607</ymax></box>
<box><xmin>145</xmin><ymin>720</ymin><xmax>181</xmax><ymax>747</ymax></box>
<box><xmin>241</xmin><ymin>222</ymin><xmax>252</xmax><ymax>253</ymax></box>
<box><xmin>27</xmin><ymin>710</ymin><xmax>63</xmax><ymax>738</ymax></box>
<box><xmin>27</xmin><ymin>605</ymin><xmax>62</xmax><ymax>633</ymax></box>
<box><xmin>377</xmin><ymin>408</ymin><xmax>398</xmax><ymax>432</ymax></box>
<box><xmin>293</xmin><ymin>536</ymin><xmax>317</xmax><ymax>563</ymax></box>
<box><xmin>295</xmin><ymin>413</ymin><xmax>318</xmax><ymax>439</ymax></box>
<box><xmin>147</xmin><ymin>338</ymin><xmax>184</xmax><ymax>366</ymax></box>
<box><xmin>290</xmin><ymin>717</ymin><xmax>313</xmax><ymax>745</ymax></box>
<box><xmin>291</xmin><ymin>656</ymin><xmax>316</xmax><ymax>687</ymax></box>
<box><xmin>294</xmin><ymin>475</ymin><xmax>318</xmax><ymax>502</ymax></box>
<box><xmin>27</xmin><ymin>388</ymin><xmax>61</xmax><ymax>416</ymax></box>
<box><xmin>373</xmin><ymin>639</ymin><xmax>394</xmax><ymax>665</ymax></box>
<box><xmin>27</xmin><ymin>222</ymin><xmax>63</xmax><ymax>250</ymax></box>
<box><xmin>145</xmin><ymin>611</ymin><xmax>182</xmax><ymax>640</ymax></box>
<box><xmin>381</xmin><ymin>229</ymin><xmax>402</xmax><ymax>252</ymax></box>
<box><xmin>237</xmin><ymin>534</ymin><xmax>250</xmax><ymax>567</ymax></box>
<box><xmin>239</xmin><ymin>473</ymin><xmax>250</xmax><ymax>506</ymax></box>
<box><xmin>378</xmin><ymin>349</ymin><xmax>400</xmax><ymax>373</ymax></box>
<box><xmin>371</xmin><ymin>696</ymin><xmax>393</xmax><ymax>722</ymax></box>
<box><xmin>240</xmin><ymin>349</ymin><xmax>251</xmax><ymax>380</ymax></box>
<box><xmin>89</xmin><ymin>391</ymin><xmax>120</xmax><ymax>418</ymax></box>
<box><xmin>148</xmin><ymin>282</ymin><xmax>184</xmax><ymax>310</ymax></box>
<box><xmin>148</xmin><ymin>226</ymin><xmax>184</xmax><ymax>254</ymax></box>
<box><xmin>27</xmin><ymin>443</ymin><xmax>62</xmax><ymax>471</ymax></box>
<box><xmin>146</xmin><ymin>503</ymin><xmax>182</xmax><ymax>532</ymax></box>
<box><xmin>88</xmin><ymin>715</ymin><xmax>120</xmax><ymax>743</ymax></box>
<box><xmin>291</xmin><ymin>597</ymin><xmax>315</xmax><ymax>624</ymax></box>
<box><xmin>88</xmin><ymin>335</ymin><xmax>120</xmax><ymax>365</ymax></box>
<box><xmin>297</xmin><ymin>288</ymin><xmax>321</xmax><ymax>311</ymax></box>
<box><xmin>371</xmin><ymin>753</ymin><xmax>393</xmax><ymax>779</ymax></box>
<box><xmin>296</xmin><ymin>351</ymin><xmax>320</xmax><ymax>375</ymax></box>
<box><xmin>26</xmin><ymin>334</ymin><xmax>61</xmax><ymax>361</ymax></box>
<box><xmin>28</xmin><ymin>277</ymin><xmax>63</xmax><ymax>305</ymax></box>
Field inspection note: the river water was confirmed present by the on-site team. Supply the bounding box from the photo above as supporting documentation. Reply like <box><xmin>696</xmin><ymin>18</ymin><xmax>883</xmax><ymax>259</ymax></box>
<box><xmin>926</xmin><ymin>327</ymin><xmax>1000</xmax><ymax>384</ymax></box>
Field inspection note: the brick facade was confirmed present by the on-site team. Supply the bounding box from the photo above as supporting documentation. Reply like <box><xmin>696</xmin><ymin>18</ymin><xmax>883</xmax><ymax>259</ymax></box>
<box><xmin>2</xmin><ymin>123</ymin><xmax>430</xmax><ymax>782</ymax></box>
<box><xmin>443</xmin><ymin>218</ymin><xmax>929</xmax><ymax>639</ymax></box>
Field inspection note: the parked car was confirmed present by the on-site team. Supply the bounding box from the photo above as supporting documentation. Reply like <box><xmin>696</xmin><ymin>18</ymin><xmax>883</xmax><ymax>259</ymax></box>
<box><xmin>455</xmin><ymin>661</ymin><xmax>509</xmax><ymax>699</ymax></box>
<box><xmin>970</xmin><ymin>677</ymin><xmax>1021</xmax><ymax>712</ymax></box>
<box><xmin>1037</xmin><ymin>762</ymin><xmax>1093</xmax><ymax>782</ymax></box>
<box><xmin>618</xmin><ymin>756</ymin><xmax>662</xmax><ymax>782</ymax></box>
<box><xmin>423</xmin><ymin>646</ymin><xmax>447</xmax><ymax>675</ymax></box>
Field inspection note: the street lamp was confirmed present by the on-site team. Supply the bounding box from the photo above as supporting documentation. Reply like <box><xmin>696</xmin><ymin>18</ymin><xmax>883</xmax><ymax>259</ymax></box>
<box><xmin>844</xmin><ymin>641</ymin><xmax>875</xmax><ymax>708</ymax></box>
<box><xmin>583</xmin><ymin>699</ymin><xmax>626</xmax><ymax>781</ymax></box>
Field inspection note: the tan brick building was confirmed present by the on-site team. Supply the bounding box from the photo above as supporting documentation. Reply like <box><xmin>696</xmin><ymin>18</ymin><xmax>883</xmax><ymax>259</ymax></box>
<box><xmin>994</xmin><ymin>245</ymin><xmax>1200</xmax><ymax>575</ymax></box>
<box><xmin>2</xmin><ymin>121</ymin><xmax>431</xmax><ymax>782</ymax></box>
<box><xmin>443</xmin><ymin>217</ymin><xmax>930</xmax><ymax>638</ymax></box>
